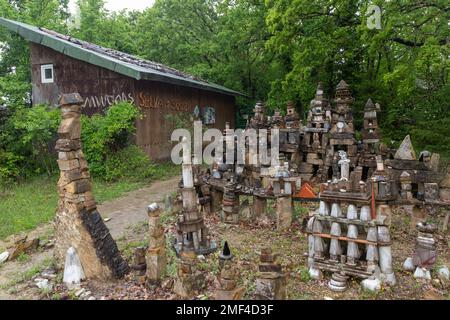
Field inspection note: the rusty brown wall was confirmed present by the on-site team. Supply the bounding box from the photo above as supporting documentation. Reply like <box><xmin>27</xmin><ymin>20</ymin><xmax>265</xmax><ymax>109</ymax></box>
<box><xmin>30</xmin><ymin>43</ymin><xmax>236</xmax><ymax>161</ymax></box>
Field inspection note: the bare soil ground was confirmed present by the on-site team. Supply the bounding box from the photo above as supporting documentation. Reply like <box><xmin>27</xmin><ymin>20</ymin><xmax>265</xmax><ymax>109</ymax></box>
<box><xmin>0</xmin><ymin>177</ymin><xmax>448</xmax><ymax>300</ymax></box>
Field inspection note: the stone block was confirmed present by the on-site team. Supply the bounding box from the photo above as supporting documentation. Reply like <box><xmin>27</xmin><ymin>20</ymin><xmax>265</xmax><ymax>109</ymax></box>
<box><xmin>65</xmin><ymin>179</ymin><xmax>91</xmax><ymax>194</ymax></box>
<box><xmin>58</xmin><ymin>151</ymin><xmax>77</xmax><ymax>161</ymax></box>
<box><xmin>57</xmin><ymin>159</ymin><xmax>80</xmax><ymax>171</ymax></box>
<box><xmin>146</xmin><ymin>248</ymin><xmax>167</xmax><ymax>281</ymax></box>
<box><xmin>58</xmin><ymin>117</ymin><xmax>81</xmax><ymax>140</ymax></box>
<box><xmin>254</xmin><ymin>276</ymin><xmax>286</xmax><ymax>300</ymax></box>
<box><xmin>56</xmin><ymin>139</ymin><xmax>82</xmax><ymax>152</ymax></box>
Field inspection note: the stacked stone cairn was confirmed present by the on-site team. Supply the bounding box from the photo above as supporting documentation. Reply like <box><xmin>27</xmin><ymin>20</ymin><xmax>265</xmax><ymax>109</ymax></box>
<box><xmin>214</xmin><ymin>242</ymin><xmax>245</xmax><ymax>300</ymax></box>
<box><xmin>299</xmin><ymin>83</ymin><xmax>331</xmax><ymax>181</ymax></box>
<box><xmin>173</xmin><ymin>251</ymin><xmax>206</xmax><ymax>298</ymax></box>
<box><xmin>222</xmin><ymin>178</ymin><xmax>240</xmax><ymax>224</ymax></box>
<box><xmin>54</xmin><ymin>93</ymin><xmax>128</xmax><ymax>280</ymax></box>
<box><xmin>254</xmin><ymin>248</ymin><xmax>287</xmax><ymax>300</ymax></box>
<box><xmin>359</xmin><ymin>99</ymin><xmax>383</xmax><ymax>180</ymax></box>
<box><xmin>174</xmin><ymin>138</ymin><xmax>216</xmax><ymax>256</ymax></box>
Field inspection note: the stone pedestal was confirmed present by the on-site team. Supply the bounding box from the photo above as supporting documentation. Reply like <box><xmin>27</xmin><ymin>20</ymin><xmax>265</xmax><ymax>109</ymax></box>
<box><xmin>254</xmin><ymin>248</ymin><xmax>286</xmax><ymax>300</ymax></box>
<box><xmin>173</xmin><ymin>251</ymin><xmax>205</xmax><ymax>298</ymax></box>
<box><xmin>253</xmin><ymin>196</ymin><xmax>267</xmax><ymax>218</ymax></box>
<box><xmin>214</xmin><ymin>265</ymin><xmax>245</xmax><ymax>300</ymax></box>
<box><xmin>146</xmin><ymin>203</ymin><xmax>167</xmax><ymax>283</ymax></box>
<box><xmin>54</xmin><ymin>94</ymin><xmax>128</xmax><ymax>280</ymax></box>
<box><xmin>276</xmin><ymin>197</ymin><xmax>292</xmax><ymax>231</ymax></box>
<box><xmin>412</xmin><ymin>222</ymin><xmax>437</xmax><ymax>269</ymax></box>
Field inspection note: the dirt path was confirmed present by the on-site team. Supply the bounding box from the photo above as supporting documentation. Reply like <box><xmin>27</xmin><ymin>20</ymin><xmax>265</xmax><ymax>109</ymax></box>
<box><xmin>98</xmin><ymin>176</ymin><xmax>179</xmax><ymax>238</ymax></box>
<box><xmin>0</xmin><ymin>176</ymin><xmax>179</xmax><ymax>300</ymax></box>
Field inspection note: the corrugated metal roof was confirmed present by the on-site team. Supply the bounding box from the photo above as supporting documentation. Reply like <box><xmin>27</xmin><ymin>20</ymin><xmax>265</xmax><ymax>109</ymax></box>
<box><xmin>0</xmin><ymin>18</ymin><xmax>244</xmax><ymax>97</ymax></box>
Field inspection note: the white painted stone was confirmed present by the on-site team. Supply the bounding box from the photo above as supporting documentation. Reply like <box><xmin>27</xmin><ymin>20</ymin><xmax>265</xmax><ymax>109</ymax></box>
<box><xmin>35</xmin><ymin>278</ymin><xmax>53</xmax><ymax>291</ymax></box>
<box><xmin>318</xmin><ymin>201</ymin><xmax>329</xmax><ymax>216</ymax></box>
<box><xmin>360</xmin><ymin>206</ymin><xmax>371</xmax><ymax>222</ymax></box>
<box><xmin>63</xmin><ymin>247</ymin><xmax>85</xmax><ymax>288</ymax></box>
<box><xmin>414</xmin><ymin>267</ymin><xmax>431</xmax><ymax>280</ymax></box>
<box><xmin>330</xmin><ymin>203</ymin><xmax>342</xmax><ymax>218</ymax></box>
<box><xmin>378</xmin><ymin>246</ymin><xmax>393</xmax><ymax>274</ymax></box>
<box><xmin>309</xmin><ymin>268</ymin><xmax>323</xmax><ymax>280</ymax></box>
<box><xmin>438</xmin><ymin>266</ymin><xmax>449</xmax><ymax>281</ymax></box>
<box><xmin>75</xmin><ymin>288</ymin><xmax>85</xmax><ymax>296</ymax></box>
<box><xmin>361</xmin><ymin>278</ymin><xmax>381</xmax><ymax>293</ymax></box>
<box><xmin>347</xmin><ymin>205</ymin><xmax>358</xmax><ymax>220</ymax></box>
<box><xmin>0</xmin><ymin>251</ymin><xmax>9</xmax><ymax>264</ymax></box>
<box><xmin>403</xmin><ymin>257</ymin><xmax>415</xmax><ymax>271</ymax></box>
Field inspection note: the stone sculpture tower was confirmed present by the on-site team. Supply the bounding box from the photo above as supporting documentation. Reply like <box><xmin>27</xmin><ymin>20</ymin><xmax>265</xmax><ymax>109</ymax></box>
<box><xmin>54</xmin><ymin>93</ymin><xmax>129</xmax><ymax>279</ymax></box>
<box><xmin>326</xmin><ymin>80</ymin><xmax>357</xmax><ymax>180</ymax></box>
<box><xmin>300</xmin><ymin>83</ymin><xmax>331</xmax><ymax>181</ymax></box>
<box><xmin>359</xmin><ymin>99</ymin><xmax>382</xmax><ymax>179</ymax></box>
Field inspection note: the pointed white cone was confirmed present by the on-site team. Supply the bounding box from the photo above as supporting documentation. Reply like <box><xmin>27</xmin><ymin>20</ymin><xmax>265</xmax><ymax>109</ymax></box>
<box><xmin>314</xmin><ymin>237</ymin><xmax>324</xmax><ymax>254</ymax></box>
<box><xmin>330</xmin><ymin>222</ymin><xmax>342</xmax><ymax>236</ymax></box>
<box><xmin>360</xmin><ymin>206</ymin><xmax>371</xmax><ymax>221</ymax></box>
<box><xmin>63</xmin><ymin>247</ymin><xmax>85</xmax><ymax>288</ymax></box>
<box><xmin>312</xmin><ymin>219</ymin><xmax>323</xmax><ymax>233</ymax></box>
<box><xmin>347</xmin><ymin>242</ymin><xmax>360</xmax><ymax>259</ymax></box>
<box><xmin>318</xmin><ymin>201</ymin><xmax>329</xmax><ymax>216</ymax></box>
<box><xmin>330</xmin><ymin>239</ymin><xmax>342</xmax><ymax>256</ymax></box>
<box><xmin>347</xmin><ymin>225</ymin><xmax>359</xmax><ymax>239</ymax></box>
<box><xmin>366</xmin><ymin>227</ymin><xmax>378</xmax><ymax>242</ymax></box>
<box><xmin>331</xmin><ymin>203</ymin><xmax>342</xmax><ymax>218</ymax></box>
<box><xmin>347</xmin><ymin>205</ymin><xmax>358</xmax><ymax>220</ymax></box>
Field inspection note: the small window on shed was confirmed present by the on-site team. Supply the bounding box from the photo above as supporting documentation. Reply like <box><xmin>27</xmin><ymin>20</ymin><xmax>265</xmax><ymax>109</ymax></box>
<box><xmin>41</xmin><ymin>64</ymin><xmax>54</xmax><ymax>83</ymax></box>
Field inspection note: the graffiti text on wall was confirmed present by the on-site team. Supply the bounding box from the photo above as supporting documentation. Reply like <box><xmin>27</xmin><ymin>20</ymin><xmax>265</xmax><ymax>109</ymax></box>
<box><xmin>83</xmin><ymin>93</ymin><xmax>135</xmax><ymax>109</ymax></box>
<box><xmin>138</xmin><ymin>92</ymin><xmax>190</xmax><ymax>112</ymax></box>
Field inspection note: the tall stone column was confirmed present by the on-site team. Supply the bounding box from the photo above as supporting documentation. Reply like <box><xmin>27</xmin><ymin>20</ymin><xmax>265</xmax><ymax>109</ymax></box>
<box><xmin>54</xmin><ymin>93</ymin><xmax>129</xmax><ymax>280</ymax></box>
<box><xmin>146</xmin><ymin>203</ymin><xmax>167</xmax><ymax>284</ymax></box>
<box><xmin>276</xmin><ymin>196</ymin><xmax>293</xmax><ymax>231</ymax></box>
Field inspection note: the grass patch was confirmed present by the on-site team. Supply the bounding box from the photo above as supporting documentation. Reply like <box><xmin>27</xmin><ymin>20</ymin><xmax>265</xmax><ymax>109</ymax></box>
<box><xmin>0</xmin><ymin>162</ymin><xmax>179</xmax><ymax>240</ymax></box>
<box><xmin>1</xmin><ymin>257</ymin><xmax>54</xmax><ymax>289</ymax></box>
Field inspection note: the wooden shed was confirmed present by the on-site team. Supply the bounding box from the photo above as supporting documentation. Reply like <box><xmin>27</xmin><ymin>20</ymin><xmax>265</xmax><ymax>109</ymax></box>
<box><xmin>0</xmin><ymin>18</ymin><xmax>242</xmax><ymax>161</ymax></box>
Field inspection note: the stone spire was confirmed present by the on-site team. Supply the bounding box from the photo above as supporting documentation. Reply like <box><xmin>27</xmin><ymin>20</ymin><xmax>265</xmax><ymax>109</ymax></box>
<box><xmin>394</xmin><ymin>135</ymin><xmax>417</xmax><ymax>160</ymax></box>
<box><xmin>54</xmin><ymin>93</ymin><xmax>129</xmax><ymax>280</ymax></box>
<box><xmin>365</xmin><ymin>98</ymin><xmax>376</xmax><ymax>111</ymax></box>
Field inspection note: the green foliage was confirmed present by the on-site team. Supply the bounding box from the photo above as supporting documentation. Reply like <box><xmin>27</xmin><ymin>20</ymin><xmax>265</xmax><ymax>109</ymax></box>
<box><xmin>0</xmin><ymin>0</ymin><xmax>449</xmax><ymax>179</ymax></box>
<box><xmin>0</xmin><ymin>105</ymin><xmax>60</xmax><ymax>182</ymax></box>
<box><xmin>102</xmin><ymin>145</ymin><xmax>179</xmax><ymax>182</ymax></box>
<box><xmin>81</xmin><ymin>102</ymin><xmax>141</xmax><ymax>179</ymax></box>
<box><xmin>265</xmin><ymin>0</ymin><xmax>449</xmax><ymax>153</ymax></box>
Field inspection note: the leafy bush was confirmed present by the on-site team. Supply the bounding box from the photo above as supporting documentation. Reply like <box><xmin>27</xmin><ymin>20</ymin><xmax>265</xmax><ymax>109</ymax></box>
<box><xmin>103</xmin><ymin>145</ymin><xmax>155</xmax><ymax>182</ymax></box>
<box><xmin>0</xmin><ymin>151</ymin><xmax>22</xmax><ymax>189</ymax></box>
<box><xmin>0</xmin><ymin>105</ymin><xmax>60</xmax><ymax>180</ymax></box>
<box><xmin>81</xmin><ymin>102</ymin><xmax>141</xmax><ymax>178</ymax></box>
